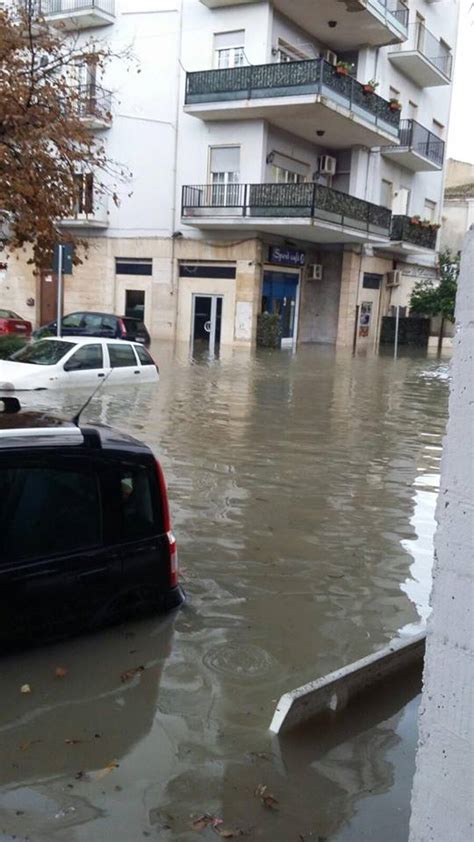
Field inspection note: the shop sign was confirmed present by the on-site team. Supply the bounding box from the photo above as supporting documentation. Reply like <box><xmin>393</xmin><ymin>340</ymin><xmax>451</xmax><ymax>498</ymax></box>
<box><xmin>269</xmin><ymin>246</ymin><xmax>305</xmax><ymax>267</ymax></box>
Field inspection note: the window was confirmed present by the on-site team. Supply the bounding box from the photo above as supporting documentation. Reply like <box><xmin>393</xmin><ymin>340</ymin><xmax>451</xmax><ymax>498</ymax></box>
<box><xmin>362</xmin><ymin>274</ymin><xmax>382</xmax><ymax>290</ymax></box>
<box><xmin>270</xmin><ymin>152</ymin><xmax>309</xmax><ymax>183</ymax></box>
<box><xmin>83</xmin><ymin>313</ymin><xmax>104</xmax><ymax>331</ymax></box>
<box><xmin>73</xmin><ymin>173</ymin><xmax>94</xmax><ymax>215</ymax></box>
<box><xmin>275</xmin><ymin>40</ymin><xmax>309</xmax><ymax>63</ymax></box>
<box><xmin>209</xmin><ymin>146</ymin><xmax>240</xmax><ymax>206</ymax></box>
<box><xmin>62</xmin><ymin>313</ymin><xmax>84</xmax><ymax>329</ymax></box>
<box><xmin>408</xmin><ymin>100</ymin><xmax>418</xmax><ymax>120</ymax></box>
<box><xmin>125</xmin><ymin>290</ymin><xmax>145</xmax><ymax>319</ymax></box>
<box><xmin>393</xmin><ymin>186</ymin><xmax>411</xmax><ymax>215</ymax></box>
<box><xmin>135</xmin><ymin>345</ymin><xmax>154</xmax><ymax>366</ymax></box>
<box><xmin>120</xmin><ymin>465</ymin><xmax>156</xmax><ymax>540</ymax></box>
<box><xmin>432</xmin><ymin>119</ymin><xmax>444</xmax><ymax>138</ymax></box>
<box><xmin>214</xmin><ymin>31</ymin><xmax>245</xmax><ymax>69</ymax></box>
<box><xmin>64</xmin><ymin>344</ymin><xmax>103</xmax><ymax>371</ymax></box>
<box><xmin>424</xmin><ymin>199</ymin><xmax>437</xmax><ymax>221</ymax></box>
<box><xmin>380</xmin><ymin>179</ymin><xmax>393</xmax><ymax>210</ymax></box>
<box><xmin>389</xmin><ymin>85</ymin><xmax>400</xmax><ymax>102</ymax></box>
<box><xmin>12</xmin><ymin>340</ymin><xmax>74</xmax><ymax>366</ymax></box>
<box><xmin>0</xmin><ymin>467</ymin><xmax>101</xmax><ymax>561</ymax></box>
<box><xmin>115</xmin><ymin>259</ymin><xmax>152</xmax><ymax>276</ymax></box>
<box><xmin>179</xmin><ymin>264</ymin><xmax>236</xmax><ymax>279</ymax></box>
<box><xmin>101</xmin><ymin>315</ymin><xmax>116</xmax><ymax>333</ymax></box>
<box><xmin>107</xmin><ymin>343</ymin><xmax>137</xmax><ymax>368</ymax></box>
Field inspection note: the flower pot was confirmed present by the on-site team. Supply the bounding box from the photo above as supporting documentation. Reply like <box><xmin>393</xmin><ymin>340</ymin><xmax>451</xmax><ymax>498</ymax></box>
<box><xmin>336</xmin><ymin>66</ymin><xmax>348</xmax><ymax>76</ymax></box>
<box><xmin>410</xmin><ymin>218</ymin><xmax>420</xmax><ymax>226</ymax></box>
<box><xmin>389</xmin><ymin>103</ymin><xmax>401</xmax><ymax>112</ymax></box>
<box><xmin>363</xmin><ymin>84</ymin><xmax>375</xmax><ymax>94</ymax></box>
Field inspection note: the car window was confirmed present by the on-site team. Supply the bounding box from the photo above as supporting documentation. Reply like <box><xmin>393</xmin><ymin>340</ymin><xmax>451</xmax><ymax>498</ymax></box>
<box><xmin>120</xmin><ymin>466</ymin><xmax>156</xmax><ymax>540</ymax></box>
<box><xmin>135</xmin><ymin>345</ymin><xmax>154</xmax><ymax>366</ymax></box>
<box><xmin>62</xmin><ymin>313</ymin><xmax>83</xmax><ymax>329</ymax></box>
<box><xmin>101</xmin><ymin>315</ymin><xmax>117</xmax><ymax>332</ymax></box>
<box><xmin>0</xmin><ymin>310</ymin><xmax>20</xmax><ymax>319</ymax></box>
<box><xmin>83</xmin><ymin>314</ymin><xmax>104</xmax><ymax>330</ymax></box>
<box><xmin>11</xmin><ymin>340</ymin><xmax>74</xmax><ymax>365</ymax></box>
<box><xmin>0</xmin><ymin>467</ymin><xmax>101</xmax><ymax>561</ymax></box>
<box><xmin>107</xmin><ymin>343</ymin><xmax>137</xmax><ymax>368</ymax></box>
<box><xmin>64</xmin><ymin>344</ymin><xmax>104</xmax><ymax>371</ymax></box>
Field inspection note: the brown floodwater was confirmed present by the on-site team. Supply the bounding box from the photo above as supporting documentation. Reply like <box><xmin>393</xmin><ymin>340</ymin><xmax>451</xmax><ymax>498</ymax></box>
<box><xmin>0</xmin><ymin>344</ymin><xmax>450</xmax><ymax>842</ymax></box>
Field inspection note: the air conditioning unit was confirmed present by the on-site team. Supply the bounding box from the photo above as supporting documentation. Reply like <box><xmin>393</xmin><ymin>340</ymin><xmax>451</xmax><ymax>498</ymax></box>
<box><xmin>386</xmin><ymin>270</ymin><xmax>402</xmax><ymax>287</ymax></box>
<box><xmin>323</xmin><ymin>49</ymin><xmax>338</xmax><ymax>66</ymax></box>
<box><xmin>307</xmin><ymin>263</ymin><xmax>323</xmax><ymax>281</ymax></box>
<box><xmin>317</xmin><ymin>155</ymin><xmax>337</xmax><ymax>176</ymax></box>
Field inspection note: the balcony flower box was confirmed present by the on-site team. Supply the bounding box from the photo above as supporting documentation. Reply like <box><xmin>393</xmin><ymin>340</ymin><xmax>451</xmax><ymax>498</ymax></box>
<box><xmin>336</xmin><ymin>62</ymin><xmax>352</xmax><ymax>76</ymax></box>
<box><xmin>362</xmin><ymin>80</ymin><xmax>378</xmax><ymax>95</ymax></box>
<box><xmin>410</xmin><ymin>216</ymin><xmax>421</xmax><ymax>226</ymax></box>
<box><xmin>389</xmin><ymin>98</ymin><xmax>402</xmax><ymax>112</ymax></box>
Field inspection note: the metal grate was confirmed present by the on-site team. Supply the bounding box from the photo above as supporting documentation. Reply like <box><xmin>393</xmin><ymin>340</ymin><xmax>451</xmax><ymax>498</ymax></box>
<box><xmin>391</xmin><ymin>215</ymin><xmax>438</xmax><ymax>249</ymax></box>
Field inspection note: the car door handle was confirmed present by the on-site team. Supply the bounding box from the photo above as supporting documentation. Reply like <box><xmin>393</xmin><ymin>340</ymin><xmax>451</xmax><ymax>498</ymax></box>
<box><xmin>98</xmin><ymin>373</ymin><xmax>105</xmax><ymax>378</ymax></box>
<box><xmin>134</xmin><ymin>370</ymin><xmax>140</xmax><ymax>375</ymax></box>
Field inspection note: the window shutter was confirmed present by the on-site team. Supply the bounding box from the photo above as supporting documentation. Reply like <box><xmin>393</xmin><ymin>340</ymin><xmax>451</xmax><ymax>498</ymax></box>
<box><xmin>84</xmin><ymin>174</ymin><xmax>94</xmax><ymax>214</ymax></box>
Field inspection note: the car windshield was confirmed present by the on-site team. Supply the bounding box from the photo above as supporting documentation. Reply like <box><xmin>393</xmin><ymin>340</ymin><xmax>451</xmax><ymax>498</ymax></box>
<box><xmin>11</xmin><ymin>340</ymin><xmax>75</xmax><ymax>366</ymax></box>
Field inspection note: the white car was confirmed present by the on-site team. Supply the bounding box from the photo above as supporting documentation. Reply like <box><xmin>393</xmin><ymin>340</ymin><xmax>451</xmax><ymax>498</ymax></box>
<box><xmin>0</xmin><ymin>337</ymin><xmax>159</xmax><ymax>391</ymax></box>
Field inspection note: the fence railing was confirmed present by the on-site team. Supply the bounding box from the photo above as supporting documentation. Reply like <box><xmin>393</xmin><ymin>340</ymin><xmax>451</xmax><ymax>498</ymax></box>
<box><xmin>41</xmin><ymin>0</ymin><xmax>115</xmax><ymax>15</ymax></box>
<box><xmin>392</xmin><ymin>22</ymin><xmax>453</xmax><ymax>78</ymax></box>
<box><xmin>76</xmin><ymin>84</ymin><xmax>112</xmax><ymax>122</ymax></box>
<box><xmin>182</xmin><ymin>183</ymin><xmax>392</xmax><ymax>235</ymax></box>
<box><xmin>398</xmin><ymin>119</ymin><xmax>445</xmax><ymax>166</ymax></box>
<box><xmin>391</xmin><ymin>214</ymin><xmax>438</xmax><ymax>249</ymax></box>
<box><xmin>369</xmin><ymin>0</ymin><xmax>409</xmax><ymax>30</ymax></box>
<box><xmin>186</xmin><ymin>58</ymin><xmax>401</xmax><ymax>133</ymax></box>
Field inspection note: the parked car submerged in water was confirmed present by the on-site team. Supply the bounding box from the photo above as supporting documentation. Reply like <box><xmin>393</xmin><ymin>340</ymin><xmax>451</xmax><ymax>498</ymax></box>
<box><xmin>0</xmin><ymin>336</ymin><xmax>159</xmax><ymax>390</ymax></box>
<box><xmin>0</xmin><ymin>397</ymin><xmax>184</xmax><ymax>645</ymax></box>
<box><xmin>0</xmin><ymin>309</ymin><xmax>32</xmax><ymax>337</ymax></box>
<box><xmin>33</xmin><ymin>311</ymin><xmax>151</xmax><ymax>346</ymax></box>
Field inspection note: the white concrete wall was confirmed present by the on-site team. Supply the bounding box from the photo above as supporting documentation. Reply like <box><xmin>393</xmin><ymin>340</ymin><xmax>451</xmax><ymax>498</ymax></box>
<box><xmin>441</xmin><ymin>200</ymin><xmax>474</xmax><ymax>253</ymax></box>
<box><xmin>409</xmin><ymin>226</ymin><xmax>474</xmax><ymax>842</ymax></box>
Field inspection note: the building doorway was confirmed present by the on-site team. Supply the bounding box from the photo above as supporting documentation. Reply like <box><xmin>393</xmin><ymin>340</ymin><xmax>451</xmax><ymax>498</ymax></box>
<box><xmin>262</xmin><ymin>271</ymin><xmax>299</xmax><ymax>346</ymax></box>
<box><xmin>39</xmin><ymin>271</ymin><xmax>58</xmax><ymax>326</ymax></box>
<box><xmin>191</xmin><ymin>295</ymin><xmax>223</xmax><ymax>356</ymax></box>
<box><xmin>125</xmin><ymin>289</ymin><xmax>145</xmax><ymax>321</ymax></box>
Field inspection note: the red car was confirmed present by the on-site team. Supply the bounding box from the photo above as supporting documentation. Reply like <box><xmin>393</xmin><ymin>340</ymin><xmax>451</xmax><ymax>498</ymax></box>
<box><xmin>0</xmin><ymin>309</ymin><xmax>32</xmax><ymax>337</ymax></box>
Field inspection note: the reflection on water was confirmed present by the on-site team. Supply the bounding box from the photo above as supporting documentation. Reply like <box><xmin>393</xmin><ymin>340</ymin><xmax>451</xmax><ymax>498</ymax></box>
<box><xmin>0</xmin><ymin>344</ymin><xmax>449</xmax><ymax>841</ymax></box>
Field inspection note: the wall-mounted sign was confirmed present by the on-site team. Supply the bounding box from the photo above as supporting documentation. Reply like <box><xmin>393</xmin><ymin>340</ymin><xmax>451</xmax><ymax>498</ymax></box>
<box><xmin>359</xmin><ymin>301</ymin><xmax>372</xmax><ymax>338</ymax></box>
<box><xmin>269</xmin><ymin>246</ymin><xmax>305</xmax><ymax>267</ymax></box>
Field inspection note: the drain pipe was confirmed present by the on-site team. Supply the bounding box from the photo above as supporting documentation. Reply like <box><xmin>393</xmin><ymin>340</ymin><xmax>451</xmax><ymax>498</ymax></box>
<box><xmin>170</xmin><ymin>0</ymin><xmax>184</xmax><ymax>341</ymax></box>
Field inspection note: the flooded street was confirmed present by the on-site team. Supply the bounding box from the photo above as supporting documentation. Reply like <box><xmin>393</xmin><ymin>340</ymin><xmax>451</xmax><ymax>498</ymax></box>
<box><xmin>0</xmin><ymin>344</ymin><xmax>450</xmax><ymax>842</ymax></box>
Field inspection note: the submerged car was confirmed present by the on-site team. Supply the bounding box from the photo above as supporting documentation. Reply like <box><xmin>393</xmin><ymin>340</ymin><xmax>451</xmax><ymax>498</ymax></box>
<box><xmin>34</xmin><ymin>311</ymin><xmax>151</xmax><ymax>346</ymax></box>
<box><xmin>0</xmin><ymin>397</ymin><xmax>184</xmax><ymax>644</ymax></box>
<box><xmin>0</xmin><ymin>336</ymin><xmax>159</xmax><ymax>390</ymax></box>
<box><xmin>0</xmin><ymin>309</ymin><xmax>32</xmax><ymax>337</ymax></box>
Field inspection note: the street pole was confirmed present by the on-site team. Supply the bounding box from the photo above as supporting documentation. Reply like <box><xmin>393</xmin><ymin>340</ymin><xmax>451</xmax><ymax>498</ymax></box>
<box><xmin>394</xmin><ymin>304</ymin><xmax>400</xmax><ymax>360</ymax></box>
<box><xmin>56</xmin><ymin>244</ymin><xmax>63</xmax><ymax>338</ymax></box>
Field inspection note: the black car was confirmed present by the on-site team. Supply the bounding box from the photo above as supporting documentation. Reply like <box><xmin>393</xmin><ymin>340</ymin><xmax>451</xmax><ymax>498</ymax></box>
<box><xmin>0</xmin><ymin>397</ymin><xmax>183</xmax><ymax>644</ymax></box>
<box><xmin>34</xmin><ymin>311</ymin><xmax>151</xmax><ymax>346</ymax></box>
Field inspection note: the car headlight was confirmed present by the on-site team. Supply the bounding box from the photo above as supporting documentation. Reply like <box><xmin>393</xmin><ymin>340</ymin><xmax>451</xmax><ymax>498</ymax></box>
<box><xmin>0</xmin><ymin>383</ymin><xmax>15</xmax><ymax>390</ymax></box>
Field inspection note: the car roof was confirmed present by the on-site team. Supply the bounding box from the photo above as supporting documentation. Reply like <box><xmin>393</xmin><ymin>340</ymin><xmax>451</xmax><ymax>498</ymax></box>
<box><xmin>40</xmin><ymin>336</ymin><xmax>143</xmax><ymax>347</ymax></box>
<box><xmin>0</xmin><ymin>400</ymin><xmax>148</xmax><ymax>452</ymax></box>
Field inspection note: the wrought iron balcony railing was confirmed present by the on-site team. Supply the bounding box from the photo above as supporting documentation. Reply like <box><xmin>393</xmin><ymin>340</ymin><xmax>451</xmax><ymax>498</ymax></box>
<box><xmin>182</xmin><ymin>183</ymin><xmax>392</xmax><ymax>236</ymax></box>
<box><xmin>391</xmin><ymin>215</ymin><xmax>438</xmax><ymax>249</ymax></box>
<box><xmin>185</xmin><ymin>58</ymin><xmax>401</xmax><ymax>133</ymax></box>
<box><xmin>397</xmin><ymin>119</ymin><xmax>445</xmax><ymax>166</ymax></box>
<box><xmin>41</xmin><ymin>0</ymin><xmax>115</xmax><ymax>15</ymax></box>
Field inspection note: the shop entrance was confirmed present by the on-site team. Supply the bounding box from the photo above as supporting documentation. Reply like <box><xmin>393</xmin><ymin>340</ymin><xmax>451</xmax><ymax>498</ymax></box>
<box><xmin>262</xmin><ymin>271</ymin><xmax>299</xmax><ymax>346</ymax></box>
<box><xmin>191</xmin><ymin>295</ymin><xmax>223</xmax><ymax>356</ymax></box>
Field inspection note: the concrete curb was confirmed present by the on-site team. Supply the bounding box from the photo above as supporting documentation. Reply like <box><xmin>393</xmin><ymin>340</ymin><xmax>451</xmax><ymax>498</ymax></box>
<box><xmin>269</xmin><ymin>632</ymin><xmax>426</xmax><ymax>735</ymax></box>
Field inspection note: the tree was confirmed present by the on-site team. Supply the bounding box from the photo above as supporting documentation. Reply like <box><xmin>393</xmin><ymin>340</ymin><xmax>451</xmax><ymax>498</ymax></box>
<box><xmin>409</xmin><ymin>248</ymin><xmax>460</xmax><ymax>351</ymax></box>
<box><xmin>0</xmin><ymin>1</ymin><xmax>129</xmax><ymax>268</ymax></box>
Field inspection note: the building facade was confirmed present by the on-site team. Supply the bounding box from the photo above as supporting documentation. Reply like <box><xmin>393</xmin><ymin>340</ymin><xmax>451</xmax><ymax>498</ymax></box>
<box><xmin>1</xmin><ymin>0</ymin><xmax>460</xmax><ymax>353</ymax></box>
<box><xmin>441</xmin><ymin>158</ymin><xmax>474</xmax><ymax>254</ymax></box>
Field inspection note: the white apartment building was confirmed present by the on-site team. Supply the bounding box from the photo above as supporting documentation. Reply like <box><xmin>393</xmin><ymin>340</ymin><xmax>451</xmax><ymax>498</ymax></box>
<box><xmin>2</xmin><ymin>0</ymin><xmax>459</xmax><ymax>352</ymax></box>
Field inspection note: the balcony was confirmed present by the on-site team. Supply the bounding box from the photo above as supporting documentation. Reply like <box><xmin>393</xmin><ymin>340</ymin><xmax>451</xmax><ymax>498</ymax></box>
<box><xmin>41</xmin><ymin>0</ymin><xmax>115</xmax><ymax>30</ymax></box>
<box><xmin>388</xmin><ymin>23</ymin><xmax>452</xmax><ymax>86</ymax></box>
<box><xmin>185</xmin><ymin>59</ymin><xmax>401</xmax><ymax>148</ymax></box>
<box><xmin>199</xmin><ymin>0</ymin><xmax>408</xmax><ymax>48</ymax></box>
<box><xmin>383</xmin><ymin>214</ymin><xmax>438</xmax><ymax>256</ymax></box>
<box><xmin>182</xmin><ymin>182</ymin><xmax>392</xmax><ymax>246</ymax></box>
<box><xmin>382</xmin><ymin>119</ymin><xmax>444</xmax><ymax>171</ymax></box>
<box><xmin>76</xmin><ymin>85</ymin><xmax>112</xmax><ymax>130</ymax></box>
<box><xmin>59</xmin><ymin>181</ymin><xmax>109</xmax><ymax>229</ymax></box>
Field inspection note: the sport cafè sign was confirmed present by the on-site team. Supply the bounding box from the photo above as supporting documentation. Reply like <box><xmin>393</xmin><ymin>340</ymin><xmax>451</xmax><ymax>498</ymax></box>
<box><xmin>269</xmin><ymin>246</ymin><xmax>306</xmax><ymax>267</ymax></box>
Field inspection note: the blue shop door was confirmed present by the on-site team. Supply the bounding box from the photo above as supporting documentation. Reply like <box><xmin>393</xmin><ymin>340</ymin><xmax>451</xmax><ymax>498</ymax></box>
<box><xmin>262</xmin><ymin>272</ymin><xmax>299</xmax><ymax>340</ymax></box>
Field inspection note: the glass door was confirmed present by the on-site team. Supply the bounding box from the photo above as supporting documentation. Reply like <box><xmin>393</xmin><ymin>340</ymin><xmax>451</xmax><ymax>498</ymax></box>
<box><xmin>192</xmin><ymin>295</ymin><xmax>223</xmax><ymax>357</ymax></box>
<box><xmin>262</xmin><ymin>271</ymin><xmax>299</xmax><ymax>345</ymax></box>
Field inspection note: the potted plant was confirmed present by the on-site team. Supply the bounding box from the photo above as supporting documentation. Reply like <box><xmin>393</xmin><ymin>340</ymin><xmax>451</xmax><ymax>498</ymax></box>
<box><xmin>430</xmin><ymin>222</ymin><xmax>441</xmax><ymax>231</ymax></box>
<box><xmin>389</xmin><ymin>97</ymin><xmax>402</xmax><ymax>112</ymax></box>
<box><xmin>420</xmin><ymin>218</ymin><xmax>432</xmax><ymax>229</ymax></box>
<box><xmin>410</xmin><ymin>215</ymin><xmax>421</xmax><ymax>226</ymax></box>
<box><xmin>335</xmin><ymin>61</ymin><xmax>352</xmax><ymax>76</ymax></box>
<box><xmin>363</xmin><ymin>79</ymin><xmax>378</xmax><ymax>94</ymax></box>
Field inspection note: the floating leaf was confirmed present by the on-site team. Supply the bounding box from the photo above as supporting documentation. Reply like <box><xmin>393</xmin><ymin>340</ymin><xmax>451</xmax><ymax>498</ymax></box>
<box><xmin>55</xmin><ymin>666</ymin><xmax>68</xmax><ymax>678</ymax></box>
<box><xmin>20</xmin><ymin>684</ymin><xmax>32</xmax><ymax>694</ymax></box>
<box><xmin>254</xmin><ymin>784</ymin><xmax>279</xmax><ymax>810</ymax></box>
<box><xmin>96</xmin><ymin>759</ymin><xmax>119</xmax><ymax>780</ymax></box>
<box><xmin>65</xmin><ymin>739</ymin><xmax>83</xmax><ymax>745</ymax></box>
<box><xmin>19</xmin><ymin>739</ymin><xmax>42</xmax><ymax>752</ymax></box>
<box><xmin>120</xmin><ymin>665</ymin><xmax>145</xmax><ymax>683</ymax></box>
